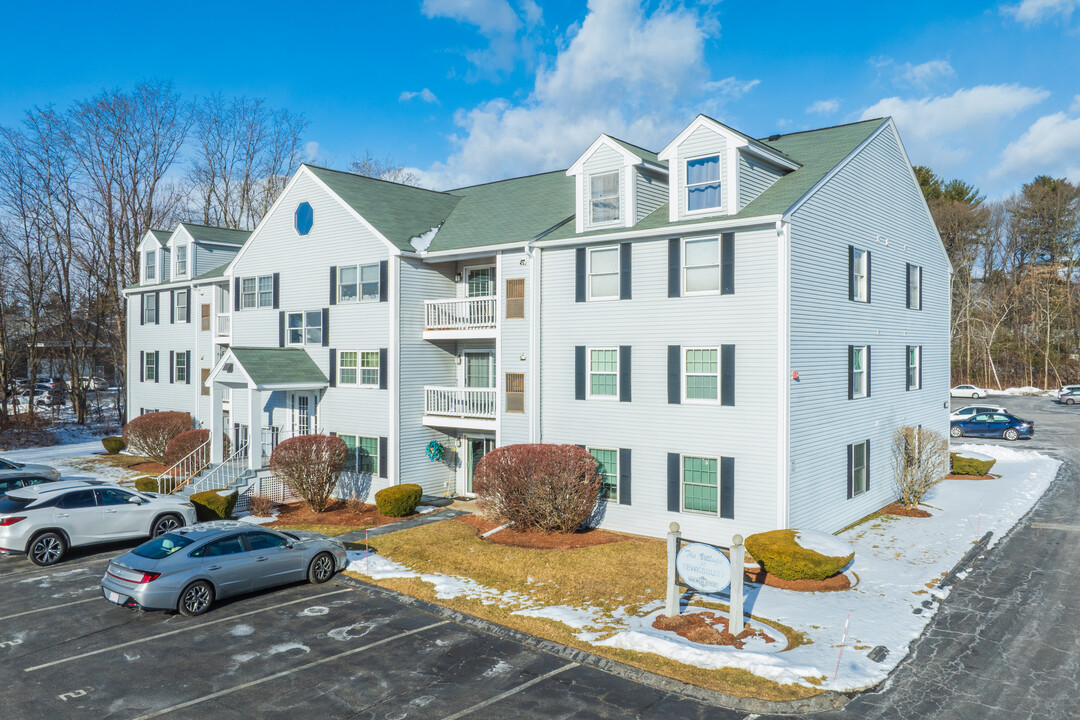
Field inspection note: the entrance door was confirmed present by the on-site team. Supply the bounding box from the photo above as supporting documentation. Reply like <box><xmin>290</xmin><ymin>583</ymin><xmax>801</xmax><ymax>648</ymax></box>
<box><xmin>465</xmin><ymin>437</ymin><xmax>496</xmax><ymax>495</ymax></box>
<box><xmin>234</xmin><ymin>424</ymin><xmax>249</xmax><ymax>458</ymax></box>
<box><xmin>465</xmin><ymin>266</ymin><xmax>495</xmax><ymax>297</ymax></box>
<box><xmin>291</xmin><ymin>393</ymin><xmax>317</xmax><ymax>436</ymax></box>
<box><xmin>464</xmin><ymin>351</ymin><xmax>495</xmax><ymax>388</ymax></box>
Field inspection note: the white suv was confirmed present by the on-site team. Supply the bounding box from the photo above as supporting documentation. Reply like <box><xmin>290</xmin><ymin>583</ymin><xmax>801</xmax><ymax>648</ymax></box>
<box><xmin>0</xmin><ymin>481</ymin><xmax>197</xmax><ymax>566</ymax></box>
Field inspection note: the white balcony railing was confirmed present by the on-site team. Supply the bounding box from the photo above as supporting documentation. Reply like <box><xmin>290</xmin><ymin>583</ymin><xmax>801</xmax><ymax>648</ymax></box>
<box><xmin>425</xmin><ymin>296</ymin><xmax>497</xmax><ymax>331</ymax></box>
<box><xmin>424</xmin><ymin>386</ymin><xmax>496</xmax><ymax>420</ymax></box>
<box><xmin>216</xmin><ymin>314</ymin><xmax>231</xmax><ymax>336</ymax></box>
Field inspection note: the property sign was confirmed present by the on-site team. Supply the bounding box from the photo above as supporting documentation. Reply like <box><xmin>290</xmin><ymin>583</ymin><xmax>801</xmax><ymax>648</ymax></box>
<box><xmin>675</xmin><ymin>542</ymin><xmax>732</xmax><ymax>594</ymax></box>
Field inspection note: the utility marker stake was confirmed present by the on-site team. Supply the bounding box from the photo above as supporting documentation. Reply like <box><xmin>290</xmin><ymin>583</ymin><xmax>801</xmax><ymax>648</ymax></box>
<box><xmin>665</xmin><ymin>522</ymin><xmax>681</xmax><ymax>617</ymax></box>
<box><xmin>833</xmin><ymin>613</ymin><xmax>851</xmax><ymax>683</ymax></box>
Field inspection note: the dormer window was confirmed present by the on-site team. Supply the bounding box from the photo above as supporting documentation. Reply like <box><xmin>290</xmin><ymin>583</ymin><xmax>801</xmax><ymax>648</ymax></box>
<box><xmin>686</xmin><ymin>155</ymin><xmax>722</xmax><ymax>212</ymax></box>
<box><xmin>175</xmin><ymin>244</ymin><xmax>188</xmax><ymax>276</ymax></box>
<box><xmin>590</xmin><ymin>172</ymin><xmax>620</xmax><ymax>224</ymax></box>
<box><xmin>145</xmin><ymin>250</ymin><xmax>156</xmax><ymax>281</ymax></box>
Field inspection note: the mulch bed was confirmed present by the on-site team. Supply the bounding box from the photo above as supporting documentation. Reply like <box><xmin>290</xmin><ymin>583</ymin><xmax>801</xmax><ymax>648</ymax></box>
<box><xmin>742</xmin><ymin>567</ymin><xmax>852</xmax><ymax>592</ymax></box>
<box><xmin>946</xmin><ymin>473</ymin><xmax>994</xmax><ymax>481</ymax></box>
<box><xmin>456</xmin><ymin>514</ymin><xmax>625</xmax><ymax>549</ymax></box>
<box><xmin>653</xmin><ymin>611</ymin><xmax>777</xmax><ymax>649</ymax></box>
<box><xmin>130</xmin><ymin>461</ymin><xmax>167</xmax><ymax>475</ymax></box>
<box><xmin>266</xmin><ymin>499</ymin><xmax>424</xmax><ymax>528</ymax></box>
<box><xmin>880</xmin><ymin>502</ymin><xmax>933</xmax><ymax>518</ymax></box>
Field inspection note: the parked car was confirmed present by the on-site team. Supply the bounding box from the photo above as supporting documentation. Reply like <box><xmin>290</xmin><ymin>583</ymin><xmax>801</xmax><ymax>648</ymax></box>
<box><xmin>1055</xmin><ymin>384</ymin><xmax>1080</xmax><ymax>399</ymax></box>
<box><xmin>950</xmin><ymin>404</ymin><xmax>1008</xmax><ymax>421</ymax></box>
<box><xmin>100</xmin><ymin>521</ymin><xmax>348</xmax><ymax>616</ymax></box>
<box><xmin>951</xmin><ymin>384</ymin><xmax>989</xmax><ymax>399</ymax></box>
<box><xmin>16</xmin><ymin>387</ymin><xmax>65</xmax><ymax>406</ymax></box>
<box><xmin>0</xmin><ymin>474</ymin><xmax>63</xmax><ymax>496</ymax></box>
<box><xmin>0</xmin><ymin>456</ymin><xmax>61</xmax><ymax>484</ymax></box>
<box><xmin>950</xmin><ymin>412</ymin><xmax>1034</xmax><ymax>441</ymax></box>
<box><xmin>0</xmin><ymin>481</ymin><xmax>197</xmax><ymax>566</ymax></box>
<box><xmin>35</xmin><ymin>376</ymin><xmax>68</xmax><ymax>391</ymax></box>
<box><xmin>80</xmin><ymin>376</ymin><xmax>109</xmax><ymax>391</ymax></box>
<box><xmin>1058</xmin><ymin>390</ymin><xmax>1080</xmax><ymax>405</ymax></box>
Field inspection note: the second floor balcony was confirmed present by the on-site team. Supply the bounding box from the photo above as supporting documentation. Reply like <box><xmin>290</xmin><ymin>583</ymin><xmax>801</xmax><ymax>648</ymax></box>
<box><xmin>423</xmin><ymin>386</ymin><xmax>496</xmax><ymax>430</ymax></box>
<box><xmin>424</xmin><ymin>296</ymin><xmax>497</xmax><ymax>339</ymax></box>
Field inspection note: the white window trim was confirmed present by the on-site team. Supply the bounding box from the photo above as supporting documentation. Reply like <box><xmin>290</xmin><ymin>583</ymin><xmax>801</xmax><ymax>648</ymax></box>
<box><xmin>910</xmin><ymin>265</ymin><xmax>922</xmax><ymax>310</ymax></box>
<box><xmin>143</xmin><ymin>293</ymin><xmax>158</xmax><ymax>324</ymax></box>
<box><xmin>908</xmin><ymin>346</ymin><xmax>921</xmax><ymax>390</ymax></box>
<box><xmin>144</xmin><ymin>353</ymin><xmax>156</xmax><ymax>382</ymax></box>
<box><xmin>851</xmin><ymin>440</ymin><xmax>868</xmax><ymax>496</ymax></box>
<box><xmin>461</xmin><ymin>264</ymin><xmax>497</xmax><ymax>299</ymax></box>
<box><xmin>586</xmin><ymin>246</ymin><xmax>620</xmax><ymax>302</ymax></box>
<box><xmin>682</xmin><ymin>236</ymin><xmax>721</xmax><ymax>296</ymax></box>
<box><xmin>461</xmin><ymin>350</ymin><xmax>496</xmax><ymax>389</ymax></box>
<box><xmin>682</xmin><ymin>346</ymin><xmax>720</xmax><ymax>404</ymax></box>
<box><xmin>144</xmin><ymin>250</ymin><xmax>158</xmax><ymax>283</ymax></box>
<box><xmin>680</xmin><ymin>453</ymin><xmax>720</xmax><ymax>517</ymax></box>
<box><xmin>853</xmin><ymin>248</ymin><xmax>868</xmax><ymax>303</ymax></box>
<box><xmin>175</xmin><ymin>352</ymin><xmax>187</xmax><ymax>383</ymax></box>
<box><xmin>174</xmin><ymin>291</ymin><xmax>188</xmax><ymax>323</ymax></box>
<box><xmin>337</xmin><ymin>262</ymin><xmax>381</xmax><ymax>304</ymax></box>
<box><xmin>588</xmin><ymin>170</ymin><xmax>622</xmax><ymax>227</ymax></box>
<box><xmin>239</xmin><ymin>275</ymin><xmax>274</xmax><ymax>310</ymax></box>
<box><xmin>852</xmin><ymin>345</ymin><xmax>868</xmax><ymax>399</ymax></box>
<box><xmin>174</xmin><ymin>244</ymin><xmax>189</xmax><ymax>277</ymax></box>
<box><xmin>586</xmin><ymin>346</ymin><xmax>619</xmax><ymax>401</ymax></box>
<box><xmin>683</xmin><ymin>153</ymin><xmax>723</xmax><ymax>216</ymax></box>
<box><xmin>286</xmin><ymin>311</ymin><xmax>322</xmax><ymax>347</ymax></box>
<box><xmin>587</xmin><ymin>446</ymin><xmax>619</xmax><ymax>503</ymax></box>
<box><xmin>338</xmin><ymin>349</ymin><xmax>380</xmax><ymax>388</ymax></box>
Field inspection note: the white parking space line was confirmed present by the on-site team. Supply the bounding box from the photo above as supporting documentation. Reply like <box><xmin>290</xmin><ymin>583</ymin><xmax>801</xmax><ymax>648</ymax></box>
<box><xmin>23</xmin><ymin>588</ymin><xmax>351</xmax><ymax>672</ymax></box>
<box><xmin>0</xmin><ymin>597</ymin><xmax>98</xmax><ymax>621</ymax></box>
<box><xmin>129</xmin><ymin>620</ymin><xmax>450</xmax><ymax>720</ymax></box>
<box><xmin>1031</xmin><ymin>522</ymin><xmax>1080</xmax><ymax>532</ymax></box>
<box><xmin>439</xmin><ymin>662</ymin><xmax>578</xmax><ymax>720</ymax></box>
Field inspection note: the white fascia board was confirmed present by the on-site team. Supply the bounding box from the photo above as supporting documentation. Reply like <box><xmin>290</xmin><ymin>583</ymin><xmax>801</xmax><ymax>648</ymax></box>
<box><xmin>658</xmin><ymin>115</ymin><xmax>799</xmax><ymax>171</ymax></box>
<box><xmin>205</xmin><ymin>348</ymin><xmax>254</xmax><ymax>388</ymax></box>
<box><xmin>417</xmin><ymin>241</ymin><xmax>529</xmax><ymax>260</ymax></box>
<box><xmin>302</xmin><ymin>168</ymin><xmax>403</xmax><ymax>256</ymax></box>
<box><xmin>534</xmin><ymin>214</ymin><xmax>782</xmax><ymax>248</ymax></box>
<box><xmin>137</xmin><ymin>231</ymin><xmax>165</xmax><ymax>253</ymax></box>
<box><xmin>887</xmin><ymin>121</ymin><xmax>954</xmax><ymax>273</ymax></box>
<box><xmin>256</xmin><ymin>381</ymin><xmax>329</xmax><ymax>391</ymax></box>
<box><xmin>566</xmin><ymin>135</ymin><xmax>643</xmax><ymax>176</ymax></box>
<box><xmin>166</xmin><ymin>225</ymin><xmax>194</xmax><ymax>249</ymax></box>
<box><xmin>192</xmin><ymin>239</ymin><xmax>245</xmax><ymax>250</ymax></box>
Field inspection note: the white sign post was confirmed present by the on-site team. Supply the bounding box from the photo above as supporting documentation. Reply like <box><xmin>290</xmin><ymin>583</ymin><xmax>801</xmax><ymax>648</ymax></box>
<box><xmin>729</xmin><ymin>534</ymin><xmax>745</xmax><ymax>634</ymax></box>
<box><xmin>665</xmin><ymin>522</ymin><xmax>682</xmax><ymax>616</ymax></box>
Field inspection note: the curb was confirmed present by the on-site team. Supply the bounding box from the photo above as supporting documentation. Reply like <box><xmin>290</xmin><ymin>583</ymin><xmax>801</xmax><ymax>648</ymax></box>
<box><xmin>937</xmin><ymin>531</ymin><xmax>994</xmax><ymax>589</ymax></box>
<box><xmin>332</xmin><ymin>573</ymin><xmax>851</xmax><ymax>716</ymax></box>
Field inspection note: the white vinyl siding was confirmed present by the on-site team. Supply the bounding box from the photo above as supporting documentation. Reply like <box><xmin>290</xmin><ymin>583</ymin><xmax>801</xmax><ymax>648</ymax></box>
<box><xmin>672</xmin><ymin>125</ymin><xmax>728</xmax><ymax>221</ymax></box>
<box><xmin>737</xmin><ymin>152</ymin><xmax>784</xmax><ymax>210</ymax></box>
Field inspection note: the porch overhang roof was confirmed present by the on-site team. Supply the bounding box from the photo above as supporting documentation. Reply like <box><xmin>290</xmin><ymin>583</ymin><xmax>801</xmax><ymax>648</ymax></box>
<box><xmin>206</xmin><ymin>347</ymin><xmax>328</xmax><ymax>391</ymax></box>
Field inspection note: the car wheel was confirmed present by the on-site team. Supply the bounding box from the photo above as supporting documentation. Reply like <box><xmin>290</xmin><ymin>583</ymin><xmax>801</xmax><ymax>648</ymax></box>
<box><xmin>28</xmin><ymin>532</ymin><xmax>66</xmax><ymax>566</ymax></box>
<box><xmin>151</xmin><ymin>514</ymin><xmax>182</xmax><ymax>537</ymax></box>
<box><xmin>971</xmin><ymin>392</ymin><xmax>979</xmax><ymax>398</ymax></box>
<box><xmin>1004</xmin><ymin>428</ymin><xmax>1019</xmax><ymax>441</ymax></box>
<box><xmin>1067</xmin><ymin>398</ymin><xmax>1075</xmax><ymax>405</ymax></box>
<box><xmin>178</xmin><ymin>580</ymin><xmax>214</xmax><ymax>617</ymax></box>
<box><xmin>950</xmin><ymin>426</ymin><xmax>964</xmax><ymax>438</ymax></box>
<box><xmin>307</xmin><ymin>552</ymin><xmax>336</xmax><ymax>584</ymax></box>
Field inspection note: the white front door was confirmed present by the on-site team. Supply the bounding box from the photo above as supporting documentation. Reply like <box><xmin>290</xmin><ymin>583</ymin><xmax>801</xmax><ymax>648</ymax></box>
<box><xmin>464</xmin><ymin>436</ymin><xmax>496</xmax><ymax>495</ymax></box>
<box><xmin>465</xmin><ymin>266</ymin><xmax>495</xmax><ymax>298</ymax></box>
<box><xmin>463</xmin><ymin>351</ymin><xmax>495</xmax><ymax>388</ymax></box>
<box><xmin>291</xmin><ymin>393</ymin><xmax>318</xmax><ymax>436</ymax></box>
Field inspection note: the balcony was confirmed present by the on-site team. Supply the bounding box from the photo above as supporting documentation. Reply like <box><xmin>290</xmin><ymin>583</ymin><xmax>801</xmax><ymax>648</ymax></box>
<box><xmin>216</xmin><ymin>314</ymin><xmax>231</xmax><ymax>337</ymax></box>
<box><xmin>423</xmin><ymin>386</ymin><xmax>497</xmax><ymax>430</ymax></box>
<box><xmin>423</xmin><ymin>296</ymin><xmax>497</xmax><ymax>339</ymax></box>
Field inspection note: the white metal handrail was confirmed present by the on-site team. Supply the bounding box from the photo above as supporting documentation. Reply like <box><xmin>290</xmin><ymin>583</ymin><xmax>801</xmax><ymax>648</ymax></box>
<box><xmin>424</xmin><ymin>386</ymin><xmax>496</xmax><ymax>419</ymax></box>
<box><xmin>216</xmin><ymin>314</ymin><xmax>231</xmax><ymax>336</ymax></box>
<box><xmin>191</xmin><ymin>440</ymin><xmax>250</xmax><ymax>493</ymax></box>
<box><xmin>156</xmin><ymin>438</ymin><xmax>211</xmax><ymax>494</ymax></box>
<box><xmin>425</xmin><ymin>296</ymin><xmax>497</xmax><ymax>331</ymax></box>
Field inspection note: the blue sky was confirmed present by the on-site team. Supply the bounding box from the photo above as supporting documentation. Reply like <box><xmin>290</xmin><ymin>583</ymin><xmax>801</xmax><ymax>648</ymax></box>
<box><xmin>1</xmin><ymin>0</ymin><xmax>1077</xmax><ymax>197</ymax></box>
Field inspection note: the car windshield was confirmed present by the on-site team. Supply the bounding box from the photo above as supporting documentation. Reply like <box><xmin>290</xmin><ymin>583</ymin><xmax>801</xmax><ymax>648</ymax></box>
<box><xmin>0</xmin><ymin>496</ymin><xmax>32</xmax><ymax>513</ymax></box>
<box><xmin>132</xmin><ymin>533</ymin><xmax>194</xmax><ymax>559</ymax></box>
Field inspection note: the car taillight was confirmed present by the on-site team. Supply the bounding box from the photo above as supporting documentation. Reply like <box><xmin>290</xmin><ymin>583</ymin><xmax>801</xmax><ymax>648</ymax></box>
<box><xmin>0</xmin><ymin>517</ymin><xmax>26</xmax><ymax>527</ymax></box>
<box><xmin>108</xmin><ymin>569</ymin><xmax>160</xmax><ymax>583</ymax></box>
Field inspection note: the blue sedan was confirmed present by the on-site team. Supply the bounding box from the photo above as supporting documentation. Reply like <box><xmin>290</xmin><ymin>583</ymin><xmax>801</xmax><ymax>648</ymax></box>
<box><xmin>950</xmin><ymin>412</ymin><xmax>1034</xmax><ymax>441</ymax></box>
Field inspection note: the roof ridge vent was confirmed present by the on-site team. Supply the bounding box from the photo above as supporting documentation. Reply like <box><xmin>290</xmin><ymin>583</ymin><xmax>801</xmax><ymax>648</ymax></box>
<box><xmin>767</xmin><ymin>134</ymin><xmax>782</xmax><ymax>141</ymax></box>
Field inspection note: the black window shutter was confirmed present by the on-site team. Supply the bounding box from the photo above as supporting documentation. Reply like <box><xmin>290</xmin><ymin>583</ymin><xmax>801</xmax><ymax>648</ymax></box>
<box><xmin>574</xmin><ymin>346</ymin><xmax>586</xmax><ymax>400</ymax></box>
<box><xmin>154</xmin><ymin>351</ymin><xmax>160</xmax><ymax>383</ymax></box>
<box><xmin>917</xmin><ymin>267</ymin><xmax>922</xmax><ymax>309</ymax></box>
<box><xmin>378</xmin><ymin>437</ymin><xmax>388</xmax><ymax>478</ymax></box>
<box><xmin>846</xmin><ymin>444</ymin><xmax>854</xmax><ymax>499</ymax></box>
<box><xmin>619</xmin><ymin>242</ymin><xmax>631</xmax><ymax>300</ymax></box>
<box><xmin>278</xmin><ymin>311</ymin><xmax>285</xmax><ymax>348</ymax></box>
<box><xmin>865</xmin><ymin>439</ymin><xmax>871</xmax><ymax>492</ymax></box>
<box><xmin>720</xmin><ymin>456</ymin><xmax>735</xmax><ymax>519</ymax></box>
<box><xmin>848</xmin><ymin>345</ymin><xmax>854</xmax><ymax>400</ymax></box>
<box><xmin>619</xmin><ymin>345</ymin><xmax>631</xmax><ymax>402</ymax></box>
<box><xmin>906</xmin><ymin>264</ymin><xmax>912</xmax><ymax>309</ymax></box>
<box><xmin>721</xmin><ymin>344</ymin><xmax>735</xmax><ymax>406</ymax></box>
<box><xmin>140</xmin><ymin>294</ymin><xmax>145</xmax><ymax>326</ymax></box>
<box><xmin>272</xmin><ymin>272</ymin><xmax>280</xmax><ymax>309</ymax></box>
<box><xmin>169</xmin><ymin>351</ymin><xmax>174</xmax><ymax>383</ymax></box>
<box><xmin>321</xmin><ymin>308</ymin><xmax>329</xmax><ymax>347</ymax></box>
<box><xmin>186</xmin><ymin>290</ymin><xmax>192</xmax><ymax>323</ymax></box>
<box><xmin>155</xmin><ymin>292</ymin><xmax>160</xmax><ymax>325</ymax></box>
<box><xmin>866</xmin><ymin>251</ymin><xmax>872</xmax><ymax>303</ymax></box>
<box><xmin>918</xmin><ymin>346</ymin><xmax>922</xmax><ymax>389</ymax></box>
<box><xmin>848</xmin><ymin>245</ymin><xmax>855</xmax><ymax>301</ymax></box>
<box><xmin>329</xmin><ymin>349</ymin><xmax>337</xmax><ymax>388</ymax></box>
<box><xmin>234</xmin><ymin>277</ymin><xmax>241</xmax><ymax>311</ymax></box>
<box><xmin>329</xmin><ymin>266</ymin><xmax>337</xmax><ymax>305</ymax></box>
<box><xmin>667</xmin><ymin>453</ymin><xmax>680</xmax><ymax>512</ymax></box>
<box><xmin>668</xmin><ymin>238</ymin><xmax>681</xmax><ymax>298</ymax></box>
<box><xmin>575</xmin><ymin>248</ymin><xmax>586</xmax><ymax>302</ymax></box>
<box><xmin>906</xmin><ymin>345</ymin><xmax>912</xmax><ymax>391</ymax></box>
<box><xmin>866</xmin><ymin>345</ymin><xmax>872</xmax><ymax>397</ymax></box>
<box><xmin>185</xmin><ymin>351</ymin><xmax>191</xmax><ymax>384</ymax></box>
<box><xmin>170</xmin><ymin>290</ymin><xmax>175</xmax><ymax>324</ymax></box>
<box><xmin>379</xmin><ymin>260</ymin><xmax>388</xmax><ymax>302</ymax></box>
<box><xmin>139</xmin><ymin>351</ymin><xmax>144</xmax><ymax>382</ymax></box>
<box><xmin>668</xmin><ymin>345</ymin><xmax>681</xmax><ymax>404</ymax></box>
<box><xmin>721</xmin><ymin>233</ymin><xmax>735</xmax><ymax>295</ymax></box>
<box><xmin>379</xmin><ymin>348</ymin><xmax>388</xmax><ymax>389</ymax></box>
<box><xmin>618</xmin><ymin>448</ymin><xmax>631</xmax><ymax>506</ymax></box>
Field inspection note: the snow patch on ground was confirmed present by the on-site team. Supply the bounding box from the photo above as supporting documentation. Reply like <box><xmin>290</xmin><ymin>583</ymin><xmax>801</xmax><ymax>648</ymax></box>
<box><xmin>297</xmin><ymin>606</ymin><xmax>329</xmax><ymax>617</ymax></box>
<box><xmin>228</xmin><ymin>624</ymin><xmax>254</xmax><ymax>637</ymax></box>
<box><xmin>415</xmin><ymin>505</ymin><xmax>440</xmax><ymax>514</ymax></box>
<box><xmin>513</xmin><ymin>604</ymin><xmax>600</xmax><ymax>629</ymax></box>
<box><xmin>235</xmin><ymin>510</ymin><xmax>279</xmax><ymax>525</ymax></box>
<box><xmin>793</xmin><ymin>530</ymin><xmax>853</xmax><ymax>558</ymax></box>
<box><xmin>986</xmin><ymin>386</ymin><xmax>1052</xmax><ymax>396</ymax></box>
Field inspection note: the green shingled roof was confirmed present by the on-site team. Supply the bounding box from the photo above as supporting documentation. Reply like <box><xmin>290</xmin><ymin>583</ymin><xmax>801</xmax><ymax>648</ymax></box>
<box><xmin>608</xmin><ymin>136</ymin><xmax>664</xmax><ymax>166</ymax></box>
<box><xmin>180</xmin><ymin>224</ymin><xmax>251</xmax><ymax>245</ymax></box>
<box><xmin>150</xmin><ymin>229</ymin><xmax>172</xmax><ymax>244</ymax></box>
<box><xmin>229</xmin><ymin>347</ymin><xmax>327</xmax><ymax>386</ymax></box>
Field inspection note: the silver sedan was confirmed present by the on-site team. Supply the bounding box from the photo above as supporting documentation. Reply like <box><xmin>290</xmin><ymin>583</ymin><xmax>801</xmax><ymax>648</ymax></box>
<box><xmin>101</xmin><ymin>521</ymin><xmax>348</xmax><ymax>616</ymax></box>
<box><xmin>0</xmin><ymin>456</ymin><xmax>61</xmax><ymax>484</ymax></box>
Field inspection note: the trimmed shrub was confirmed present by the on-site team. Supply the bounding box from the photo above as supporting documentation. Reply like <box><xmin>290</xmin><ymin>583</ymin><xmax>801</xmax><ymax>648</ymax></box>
<box><xmin>269</xmin><ymin>434</ymin><xmax>347</xmax><ymax>513</ymax></box>
<box><xmin>745</xmin><ymin>529</ymin><xmax>854</xmax><ymax>581</ymax></box>
<box><xmin>375</xmin><ymin>484</ymin><xmax>423</xmax><ymax>517</ymax></box>
<box><xmin>473</xmin><ymin>444</ymin><xmax>601</xmax><ymax>533</ymax></box>
<box><xmin>134</xmin><ymin>476</ymin><xmax>179</xmax><ymax>494</ymax></box>
<box><xmin>247</xmin><ymin>494</ymin><xmax>276</xmax><ymax>517</ymax></box>
<box><xmin>102</xmin><ymin>436</ymin><xmax>125</xmax><ymax>454</ymax></box>
<box><xmin>121</xmin><ymin>412</ymin><xmax>193</xmax><ymax>462</ymax></box>
<box><xmin>950</xmin><ymin>452</ymin><xmax>997</xmax><ymax>477</ymax></box>
<box><xmin>190</xmin><ymin>489</ymin><xmax>238</xmax><ymax>521</ymax></box>
<box><xmin>164</xmin><ymin>429</ymin><xmax>230</xmax><ymax>468</ymax></box>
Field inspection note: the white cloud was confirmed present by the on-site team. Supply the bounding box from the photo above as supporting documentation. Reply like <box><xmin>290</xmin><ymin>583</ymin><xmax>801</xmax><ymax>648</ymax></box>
<box><xmin>399</xmin><ymin>88</ymin><xmax>439</xmax><ymax>104</ymax></box>
<box><xmin>421</xmin><ymin>0</ymin><xmax>541</xmax><ymax>75</ymax></box>
<box><xmin>1070</xmin><ymin>94</ymin><xmax>1080</xmax><ymax>113</ymax></box>
<box><xmin>899</xmin><ymin>59</ymin><xmax>955</xmax><ymax>88</ymax></box>
<box><xmin>994</xmin><ymin>111</ymin><xmax>1080</xmax><ymax>178</ymax></box>
<box><xmin>413</xmin><ymin>0</ymin><xmax>756</xmax><ymax>189</ymax></box>
<box><xmin>806</xmin><ymin>99</ymin><xmax>840</xmax><ymax>115</ymax></box>
<box><xmin>861</xmin><ymin>85</ymin><xmax>1049</xmax><ymax>140</ymax></box>
<box><xmin>304</xmin><ymin>141</ymin><xmax>320</xmax><ymax>162</ymax></box>
<box><xmin>1004</xmin><ymin>0</ymin><xmax>1080</xmax><ymax>24</ymax></box>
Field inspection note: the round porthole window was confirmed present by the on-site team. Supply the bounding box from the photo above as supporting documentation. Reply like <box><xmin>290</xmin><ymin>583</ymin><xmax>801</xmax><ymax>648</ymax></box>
<box><xmin>295</xmin><ymin>202</ymin><xmax>314</xmax><ymax>235</ymax></box>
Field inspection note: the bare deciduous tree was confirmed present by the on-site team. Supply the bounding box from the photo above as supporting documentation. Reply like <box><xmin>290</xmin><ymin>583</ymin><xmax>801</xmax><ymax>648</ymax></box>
<box><xmin>348</xmin><ymin>150</ymin><xmax>420</xmax><ymax>186</ymax></box>
<box><xmin>892</xmin><ymin>426</ymin><xmax>949</xmax><ymax>510</ymax></box>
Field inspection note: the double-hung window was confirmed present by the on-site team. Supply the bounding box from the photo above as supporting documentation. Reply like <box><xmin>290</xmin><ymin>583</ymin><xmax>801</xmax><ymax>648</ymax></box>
<box><xmin>684</xmin><ymin>348</ymin><xmax>719</xmax><ymax>402</ymax></box>
<box><xmin>341</xmin><ymin>434</ymin><xmax>379</xmax><ymax>475</ymax></box>
<box><xmin>851</xmin><ymin>345</ymin><xmax>868</xmax><ymax>398</ymax></box>
<box><xmin>849</xmin><ymin>440</ymin><xmax>868</xmax><ymax>497</ymax></box>
<box><xmin>683</xmin><ymin>238</ymin><xmax>720</xmax><ymax>294</ymax></box>
<box><xmin>175</xmin><ymin>291</ymin><xmax>188</xmax><ymax>323</ymax></box>
<box><xmin>907</xmin><ymin>264</ymin><xmax>922</xmax><ymax>310</ymax></box>
<box><xmin>360</xmin><ymin>351</ymin><xmax>379</xmax><ymax>385</ymax></box>
<box><xmin>144</xmin><ymin>353</ymin><xmax>156</xmax><ymax>382</ymax></box>
<box><xmin>143</xmin><ymin>293</ymin><xmax>157</xmax><ymax>324</ymax></box>
<box><xmin>589</xmin><ymin>448</ymin><xmax>618</xmax><ymax>502</ymax></box>
<box><xmin>686</xmin><ymin>155</ymin><xmax>722</xmax><ymax>212</ymax></box>
<box><xmin>907</xmin><ymin>346</ymin><xmax>921</xmax><ymax>390</ymax></box>
<box><xmin>175</xmin><ymin>244</ymin><xmax>187</xmax><ymax>276</ymax></box>
<box><xmin>287</xmin><ymin>311</ymin><xmax>322</xmax><ymax>346</ymax></box>
<box><xmin>240</xmin><ymin>275</ymin><xmax>274</xmax><ymax>309</ymax></box>
<box><xmin>682</xmin><ymin>455</ymin><xmax>718</xmax><ymax>514</ymax></box>
<box><xmin>338</xmin><ymin>263</ymin><xmax>380</xmax><ymax>303</ymax></box>
<box><xmin>589</xmin><ymin>171</ymin><xmax>620</xmax><ymax>224</ymax></box>
<box><xmin>258</xmin><ymin>276</ymin><xmax>273</xmax><ymax>307</ymax></box>
<box><xmin>851</xmin><ymin>248</ymin><xmax>869</xmax><ymax>302</ymax></box>
<box><xmin>588</xmin><ymin>348</ymin><xmax>618</xmax><ymax>398</ymax></box>
<box><xmin>241</xmin><ymin>278</ymin><xmax>257</xmax><ymax>309</ymax></box>
<box><xmin>145</xmin><ymin>250</ymin><xmax>156</xmax><ymax>281</ymax></box>
<box><xmin>175</xmin><ymin>352</ymin><xmax>187</xmax><ymax>383</ymax></box>
<box><xmin>588</xmin><ymin>246</ymin><xmax>620</xmax><ymax>300</ymax></box>
<box><xmin>339</xmin><ymin>351</ymin><xmax>357</xmax><ymax>385</ymax></box>
<box><xmin>338</xmin><ymin>350</ymin><xmax>379</xmax><ymax>386</ymax></box>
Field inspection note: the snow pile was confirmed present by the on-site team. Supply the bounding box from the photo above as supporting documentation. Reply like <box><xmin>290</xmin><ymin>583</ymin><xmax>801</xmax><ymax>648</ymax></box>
<box><xmin>792</xmin><ymin>530</ymin><xmax>853</xmax><ymax>558</ymax></box>
<box><xmin>236</xmin><ymin>510</ymin><xmax>279</xmax><ymax>525</ymax></box>
<box><xmin>986</xmin><ymin>386</ymin><xmax>1051</xmax><ymax>396</ymax></box>
<box><xmin>409</xmin><ymin>225</ymin><xmax>441</xmax><ymax>252</ymax></box>
<box><xmin>415</xmin><ymin>505</ymin><xmax>440</xmax><ymax>514</ymax></box>
<box><xmin>345</xmin><ymin>549</ymin><xmax>532</xmax><ymax>605</ymax></box>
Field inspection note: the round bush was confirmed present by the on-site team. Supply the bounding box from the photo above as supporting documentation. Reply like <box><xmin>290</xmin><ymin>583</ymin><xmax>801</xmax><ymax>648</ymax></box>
<box><xmin>164</xmin><ymin>429</ymin><xmax>230</xmax><ymax>468</ymax></box>
<box><xmin>375</xmin><ymin>484</ymin><xmax>423</xmax><ymax>517</ymax></box>
<box><xmin>102</xmin><ymin>436</ymin><xmax>125</xmax><ymax>454</ymax></box>
<box><xmin>744</xmin><ymin>529</ymin><xmax>854</xmax><ymax>581</ymax></box>
<box><xmin>950</xmin><ymin>452</ymin><xmax>997</xmax><ymax>476</ymax></box>
<box><xmin>473</xmin><ymin>444</ymin><xmax>600</xmax><ymax>534</ymax></box>
<box><xmin>134</xmin><ymin>476</ymin><xmax>178</xmax><ymax>494</ymax></box>
<box><xmin>269</xmin><ymin>434</ymin><xmax>347</xmax><ymax>513</ymax></box>
<box><xmin>190</xmin><ymin>489</ymin><xmax>239</xmax><ymax>521</ymax></box>
<box><xmin>121</xmin><ymin>411</ymin><xmax>193</xmax><ymax>462</ymax></box>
